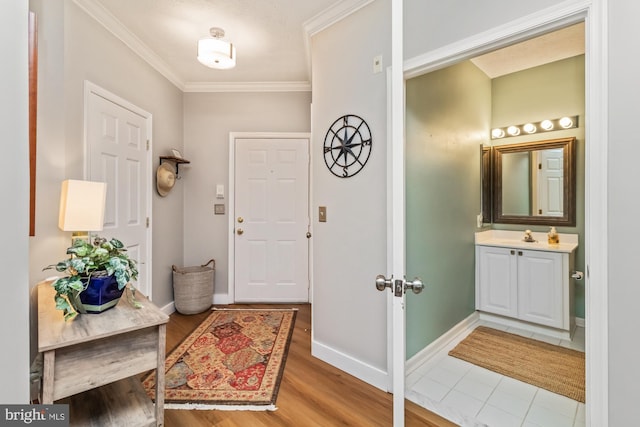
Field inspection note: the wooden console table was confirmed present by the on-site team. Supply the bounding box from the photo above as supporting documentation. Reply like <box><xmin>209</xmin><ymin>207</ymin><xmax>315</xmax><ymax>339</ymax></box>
<box><xmin>38</xmin><ymin>282</ymin><xmax>169</xmax><ymax>426</ymax></box>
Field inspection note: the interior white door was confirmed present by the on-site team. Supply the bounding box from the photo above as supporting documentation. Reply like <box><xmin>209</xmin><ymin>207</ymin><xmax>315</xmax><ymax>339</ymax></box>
<box><xmin>234</xmin><ymin>137</ymin><xmax>310</xmax><ymax>302</ymax></box>
<box><xmin>86</xmin><ymin>84</ymin><xmax>152</xmax><ymax>298</ymax></box>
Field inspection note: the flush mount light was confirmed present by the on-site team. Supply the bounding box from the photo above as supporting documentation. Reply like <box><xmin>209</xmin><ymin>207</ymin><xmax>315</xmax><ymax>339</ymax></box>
<box><xmin>490</xmin><ymin>115</ymin><xmax>579</xmax><ymax>140</ymax></box>
<box><xmin>197</xmin><ymin>27</ymin><xmax>236</xmax><ymax>69</ymax></box>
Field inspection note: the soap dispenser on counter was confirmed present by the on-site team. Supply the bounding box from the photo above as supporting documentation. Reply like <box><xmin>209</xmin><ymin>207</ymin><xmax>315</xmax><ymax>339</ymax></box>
<box><xmin>548</xmin><ymin>226</ymin><xmax>560</xmax><ymax>244</ymax></box>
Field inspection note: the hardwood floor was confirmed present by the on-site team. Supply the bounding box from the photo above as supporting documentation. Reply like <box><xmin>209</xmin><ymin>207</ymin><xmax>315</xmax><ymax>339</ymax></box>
<box><xmin>163</xmin><ymin>304</ymin><xmax>456</xmax><ymax>427</ymax></box>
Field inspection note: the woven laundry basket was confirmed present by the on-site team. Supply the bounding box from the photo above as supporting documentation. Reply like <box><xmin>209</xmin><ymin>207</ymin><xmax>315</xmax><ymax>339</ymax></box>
<box><xmin>172</xmin><ymin>259</ymin><xmax>215</xmax><ymax>314</ymax></box>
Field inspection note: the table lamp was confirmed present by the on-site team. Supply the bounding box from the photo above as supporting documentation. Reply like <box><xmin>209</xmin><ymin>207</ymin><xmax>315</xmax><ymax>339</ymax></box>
<box><xmin>58</xmin><ymin>179</ymin><xmax>107</xmax><ymax>245</ymax></box>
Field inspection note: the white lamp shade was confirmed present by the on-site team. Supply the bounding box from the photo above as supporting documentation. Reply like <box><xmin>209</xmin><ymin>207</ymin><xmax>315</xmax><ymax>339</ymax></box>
<box><xmin>58</xmin><ymin>180</ymin><xmax>107</xmax><ymax>232</ymax></box>
<box><xmin>197</xmin><ymin>38</ymin><xmax>236</xmax><ymax>69</ymax></box>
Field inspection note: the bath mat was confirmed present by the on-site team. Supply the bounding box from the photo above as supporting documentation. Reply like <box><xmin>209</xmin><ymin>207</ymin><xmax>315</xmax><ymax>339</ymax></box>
<box><xmin>448</xmin><ymin>326</ymin><xmax>585</xmax><ymax>402</ymax></box>
<box><xmin>142</xmin><ymin>308</ymin><xmax>296</xmax><ymax>410</ymax></box>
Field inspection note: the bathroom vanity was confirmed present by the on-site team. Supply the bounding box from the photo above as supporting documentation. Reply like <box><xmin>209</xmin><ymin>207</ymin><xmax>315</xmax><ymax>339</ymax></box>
<box><xmin>475</xmin><ymin>229</ymin><xmax>579</xmax><ymax>339</ymax></box>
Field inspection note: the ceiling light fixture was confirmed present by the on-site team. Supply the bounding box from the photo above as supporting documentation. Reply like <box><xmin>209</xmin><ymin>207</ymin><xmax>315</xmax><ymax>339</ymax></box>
<box><xmin>197</xmin><ymin>27</ymin><xmax>236</xmax><ymax>69</ymax></box>
<box><xmin>490</xmin><ymin>115</ymin><xmax>579</xmax><ymax>139</ymax></box>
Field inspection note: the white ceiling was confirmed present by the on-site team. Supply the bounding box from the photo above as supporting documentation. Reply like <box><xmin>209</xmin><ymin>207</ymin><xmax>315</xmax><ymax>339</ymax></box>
<box><xmin>78</xmin><ymin>0</ymin><xmax>584</xmax><ymax>91</ymax></box>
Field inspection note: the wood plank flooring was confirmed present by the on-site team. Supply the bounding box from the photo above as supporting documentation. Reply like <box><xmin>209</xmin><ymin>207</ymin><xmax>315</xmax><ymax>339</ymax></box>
<box><xmin>163</xmin><ymin>304</ymin><xmax>456</xmax><ymax>427</ymax></box>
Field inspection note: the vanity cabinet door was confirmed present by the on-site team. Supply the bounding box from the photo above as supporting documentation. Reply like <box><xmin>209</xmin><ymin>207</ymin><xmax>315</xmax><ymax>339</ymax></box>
<box><xmin>477</xmin><ymin>246</ymin><xmax>518</xmax><ymax>318</ymax></box>
<box><xmin>517</xmin><ymin>250</ymin><xmax>564</xmax><ymax>328</ymax></box>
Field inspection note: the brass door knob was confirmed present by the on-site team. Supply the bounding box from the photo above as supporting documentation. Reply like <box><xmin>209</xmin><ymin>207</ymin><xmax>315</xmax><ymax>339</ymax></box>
<box><xmin>237</xmin><ymin>217</ymin><xmax>244</xmax><ymax>223</ymax></box>
<box><xmin>237</xmin><ymin>228</ymin><xmax>244</xmax><ymax>235</ymax></box>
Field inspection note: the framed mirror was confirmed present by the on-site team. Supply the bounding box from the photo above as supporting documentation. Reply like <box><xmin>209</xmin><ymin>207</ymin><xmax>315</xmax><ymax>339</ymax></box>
<box><xmin>490</xmin><ymin>137</ymin><xmax>576</xmax><ymax>226</ymax></box>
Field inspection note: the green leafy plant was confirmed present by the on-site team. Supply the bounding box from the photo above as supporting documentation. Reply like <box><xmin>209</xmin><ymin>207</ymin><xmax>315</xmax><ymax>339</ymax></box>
<box><xmin>44</xmin><ymin>237</ymin><xmax>138</xmax><ymax>320</ymax></box>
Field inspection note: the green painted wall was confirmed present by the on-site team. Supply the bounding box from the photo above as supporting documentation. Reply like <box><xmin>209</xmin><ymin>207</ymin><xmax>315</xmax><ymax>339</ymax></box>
<box><xmin>490</xmin><ymin>55</ymin><xmax>586</xmax><ymax>318</ymax></box>
<box><xmin>405</xmin><ymin>61</ymin><xmax>490</xmax><ymax>358</ymax></box>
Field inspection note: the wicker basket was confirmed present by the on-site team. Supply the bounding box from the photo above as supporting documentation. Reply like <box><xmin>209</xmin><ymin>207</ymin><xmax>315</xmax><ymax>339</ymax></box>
<box><xmin>172</xmin><ymin>259</ymin><xmax>215</xmax><ymax>314</ymax></box>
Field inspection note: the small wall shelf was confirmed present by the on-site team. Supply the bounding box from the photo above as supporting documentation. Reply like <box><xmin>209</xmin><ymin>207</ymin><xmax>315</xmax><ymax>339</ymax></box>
<box><xmin>159</xmin><ymin>156</ymin><xmax>191</xmax><ymax>176</ymax></box>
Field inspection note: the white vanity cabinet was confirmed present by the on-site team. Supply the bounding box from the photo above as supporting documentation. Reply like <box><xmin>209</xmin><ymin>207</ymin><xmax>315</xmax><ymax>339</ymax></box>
<box><xmin>475</xmin><ymin>230</ymin><xmax>578</xmax><ymax>335</ymax></box>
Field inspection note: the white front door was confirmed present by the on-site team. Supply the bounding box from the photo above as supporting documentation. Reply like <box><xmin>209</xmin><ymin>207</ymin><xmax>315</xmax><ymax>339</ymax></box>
<box><xmin>85</xmin><ymin>82</ymin><xmax>152</xmax><ymax>298</ymax></box>
<box><xmin>233</xmin><ymin>136</ymin><xmax>310</xmax><ymax>303</ymax></box>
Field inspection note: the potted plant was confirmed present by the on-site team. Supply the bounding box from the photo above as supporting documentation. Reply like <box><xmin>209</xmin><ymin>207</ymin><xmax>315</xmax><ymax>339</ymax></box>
<box><xmin>44</xmin><ymin>236</ymin><xmax>139</xmax><ymax>320</ymax></box>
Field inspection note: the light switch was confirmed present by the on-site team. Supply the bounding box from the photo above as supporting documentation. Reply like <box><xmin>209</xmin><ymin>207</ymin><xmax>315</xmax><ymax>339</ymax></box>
<box><xmin>319</xmin><ymin>206</ymin><xmax>327</xmax><ymax>222</ymax></box>
<box><xmin>216</xmin><ymin>184</ymin><xmax>224</xmax><ymax>199</ymax></box>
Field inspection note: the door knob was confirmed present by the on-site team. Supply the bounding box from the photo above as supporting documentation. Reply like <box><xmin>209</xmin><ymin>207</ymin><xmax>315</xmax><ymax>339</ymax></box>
<box><xmin>375</xmin><ymin>274</ymin><xmax>393</xmax><ymax>291</ymax></box>
<box><xmin>237</xmin><ymin>217</ymin><xmax>244</xmax><ymax>223</ymax></box>
<box><xmin>571</xmin><ymin>271</ymin><xmax>584</xmax><ymax>280</ymax></box>
<box><xmin>405</xmin><ymin>277</ymin><xmax>424</xmax><ymax>294</ymax></box>
<box><xmin>236</xmin><ymin>228</ymin><xmax>244</xmax><ymax>235</ymax></box>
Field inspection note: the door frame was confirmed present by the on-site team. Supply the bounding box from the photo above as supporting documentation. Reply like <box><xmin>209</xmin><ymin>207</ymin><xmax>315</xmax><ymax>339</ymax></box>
<box><xmin>398</xmin><ymin>1</ymin><xmax>607</xmax><ymax>425</ymax></box>
<box><xmin>227</xmin><ymin>132</ymin><xmax>312</xmax><ymax>304</ymax></box>
<box><xmin>83</xmin><ymin>80</ymin><xmax>154</xmax><ymax>300</ymax></box>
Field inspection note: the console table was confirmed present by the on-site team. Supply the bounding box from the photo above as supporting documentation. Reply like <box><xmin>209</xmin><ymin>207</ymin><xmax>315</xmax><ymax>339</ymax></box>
<box><xmin>38</xmin><ymin>281</ymin><xmax>169</xmax><ymax>426</ymax></box>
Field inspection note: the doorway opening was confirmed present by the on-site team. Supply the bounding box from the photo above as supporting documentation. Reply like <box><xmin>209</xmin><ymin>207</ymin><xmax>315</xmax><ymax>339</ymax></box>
<box><xmin>402</xmin><ymin>21</ymin><xmax>591</xmax><ymax>427</ymax></box>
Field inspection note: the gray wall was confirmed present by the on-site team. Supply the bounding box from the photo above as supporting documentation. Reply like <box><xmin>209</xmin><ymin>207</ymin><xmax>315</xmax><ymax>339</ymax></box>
<box><xmin>1</xmin><ymin>1</ymin><xmax>30</xmax><ymax>403</ymax></box>
<box><xmin>28</xmin><ymin>0</ymin><xmax>184</xmax><ymax>366</ymax></box>
<box><xmin>405</xmin><ymin>61</ymin><xmax>490</xmax><ymax>358</ymax></box>
<box><xmin>182</xmin><ymin>91</ymin><xmax>311</xmax><ymax>298</ymax></box>
<box><xmin>311</xmin><ymin>0</ymin><xmax>391</xmax><ymax>382</ymax></box>
<box><xmin>608</xmin><ymin>1</ymin><xmax>640</xmax><ymax>424</ymax></box>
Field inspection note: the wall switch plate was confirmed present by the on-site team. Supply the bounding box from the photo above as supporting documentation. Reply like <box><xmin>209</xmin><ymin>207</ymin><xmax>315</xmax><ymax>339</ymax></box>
<box><xmin>214</xmin><ymin>204</ymin><xmax>225</xmax><ymax>215</ymax></box>
<box><xmin>216</xmin><ymin>184</ymin><xmax>224</xmax><ymax>199</ymax></box>
<box><xmin>373</xmin><ymin>55</ymin><xmax>383</xmax><ymax>73</ymax></box>
<box><xmin>476</xmin><ymin>213</ymin><xmax>483</xmax><ymax>228</ymax></box>
<box><xmin>319</xmin><ymin>206</ymin><xmax>327</xmax><ymax>222</ymax></box>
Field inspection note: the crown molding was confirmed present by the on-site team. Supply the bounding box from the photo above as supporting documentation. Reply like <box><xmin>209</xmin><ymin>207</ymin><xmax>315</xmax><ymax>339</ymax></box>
<box><xmin>72</xmin><ymin>0</ymin><xmax>185</xmax><ymax>91</ymax></box>
<box><xmin>302</xmin><ymin>0</ymin><xmax>376</xmax><ymax>81</ymax></box>
<box><xmin>303</xmin><ymin>0</ymin><xmax>376</xmax><ymax>37</ymax></box>
<box><xmin>183</xmin><ymin>81</ymin><xmax>311</xmax><ymax>93</ymax></box>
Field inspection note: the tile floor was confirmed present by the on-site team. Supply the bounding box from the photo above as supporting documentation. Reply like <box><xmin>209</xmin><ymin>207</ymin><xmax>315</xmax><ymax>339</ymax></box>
<box><xmin>406</xmin><ymin>321</ymin><xmax>586</xmax><ymax>427</ymax></box>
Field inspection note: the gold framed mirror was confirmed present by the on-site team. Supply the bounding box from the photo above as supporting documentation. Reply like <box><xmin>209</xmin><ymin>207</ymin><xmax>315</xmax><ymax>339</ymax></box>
<box><xmin>488</xmin><ymin>137</ymin><xmax>576</xmax><ymax>226</ymax></box>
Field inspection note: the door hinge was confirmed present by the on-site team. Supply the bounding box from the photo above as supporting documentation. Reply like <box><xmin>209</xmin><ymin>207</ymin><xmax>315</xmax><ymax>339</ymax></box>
<box><xmin>538</xmin><ymin>163</ymin><xmax>542</xmax><ymax>169</ymax></box>
<box><xmin>146</xmin><ymin>217</ymin><xmax>150</xmax><ymax>228</ymax></box>
<box><xmin>146</xmin><ymin>140</ymin><xmax>150</xmax><ymax>151</ymax></box>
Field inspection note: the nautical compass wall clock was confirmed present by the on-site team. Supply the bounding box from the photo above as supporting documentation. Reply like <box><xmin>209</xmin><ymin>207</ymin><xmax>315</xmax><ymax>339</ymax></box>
<box><xmin>323</xmin><ymin>114</ymin><xmax>372</xmax><ymax>178</ymax></box>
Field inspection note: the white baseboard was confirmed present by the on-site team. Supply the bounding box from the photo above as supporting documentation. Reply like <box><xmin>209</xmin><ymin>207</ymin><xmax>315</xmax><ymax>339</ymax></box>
<box><xmin>213</xmin><ymin>292</ymin><xmax>231</xmax><ymax>305</ymax></box>
<box><xmin>311</xmin><ymin>339</ymin><xmax>388</xmax><ymax>391</ymax></box>
<box><xmin>406</xmin><ymin>312</ymin><xmax>480</xmax><ymax>376</ymax></box>
<box><xmin>160</xmin><ymin>301</ymin><xmax>175</xmax><ymax>315</ymax></box>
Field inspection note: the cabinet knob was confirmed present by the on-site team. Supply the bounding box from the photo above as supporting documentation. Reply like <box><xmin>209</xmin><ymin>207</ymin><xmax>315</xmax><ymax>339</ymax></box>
<box><xmin>510</xmin><ymin>250</ymin><xmax>515</xmax><ymax>255</ymax></box>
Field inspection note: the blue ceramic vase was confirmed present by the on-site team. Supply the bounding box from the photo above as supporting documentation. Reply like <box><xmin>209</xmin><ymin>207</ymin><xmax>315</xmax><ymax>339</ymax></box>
<box><xmin>72</xmin><ymin>274</ymin><xmax>125</xmax><ymax>314</ymax></box>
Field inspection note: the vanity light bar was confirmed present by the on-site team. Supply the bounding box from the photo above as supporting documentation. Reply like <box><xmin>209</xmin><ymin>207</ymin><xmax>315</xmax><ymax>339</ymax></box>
<box><xmin>490</xmin><ymin>115</ymin><xmax>579</xmax><ymax>140</ymax></box>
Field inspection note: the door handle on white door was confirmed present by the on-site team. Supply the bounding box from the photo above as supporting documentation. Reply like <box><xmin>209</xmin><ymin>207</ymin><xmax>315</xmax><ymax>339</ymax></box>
<box><xmin>375</xmin><ymin>275</ymin><xmax>424</xmax><ymax>295</ymax></box>
<box><xmin>375</xmin><ymin>274</ymin><xmax>393</xmax><ymax>291</ymax></box>
<box><xmin>236</xmin><ymin>228</ymin><xmax>244</xmax><ymax>235</ymax></box>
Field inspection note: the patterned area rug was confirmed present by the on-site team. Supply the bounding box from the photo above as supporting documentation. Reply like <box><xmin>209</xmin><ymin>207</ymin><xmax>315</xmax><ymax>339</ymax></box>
<box><xmin>142</xmin><ymin>308</ymin><xmax>297</xmax><ymax>410</ymax></box>
<box><xmin>448</xmin><ymin>326</ymin><xmax>585</xmax><ymax>402</ymax></box>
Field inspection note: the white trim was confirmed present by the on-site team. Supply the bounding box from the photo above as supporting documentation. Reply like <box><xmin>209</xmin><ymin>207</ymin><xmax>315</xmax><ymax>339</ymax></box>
<box><xmin>73</xmin><ymin>0</ymin><xmax>184</xmax><ymax>91</ymax></box>
<box><xmin>83</xmin><ymin>80</ymin><xmax>154</xmax><ymax>301</ymax></box>
<box><xmin>183</xmin><ymin>81</ymin><xmax>311</xmax><ymax>93</ymax></box>
<box><xmin>405</xmin><ymin>312</ymin><xmax>480</xmax><ymax>377</ymax></box>
<box><xmin>575</xmin><ymin>316</ymin><xmax>585</xmax><ymax>328</ymax></box>
<box><xmin>311</xmin><ymin>339</ymin><xmax>388</xmax><ymax>391</ymax></box>
<box><xmin>402</xmin><ymin>2</ymin><xmax>606</xmax><ymax>425</ymax></box>
<box><xmin>228</xmin><ymin>132</ymin><xmax>312</xmax><ymax>304</ymax></box>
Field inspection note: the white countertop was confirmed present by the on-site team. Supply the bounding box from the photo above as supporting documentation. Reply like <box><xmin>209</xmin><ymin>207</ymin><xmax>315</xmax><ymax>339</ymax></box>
<box><xmin>475</xmin><ymin>229</ymin><xmax>579</xmax><ymax>253</ymax></box>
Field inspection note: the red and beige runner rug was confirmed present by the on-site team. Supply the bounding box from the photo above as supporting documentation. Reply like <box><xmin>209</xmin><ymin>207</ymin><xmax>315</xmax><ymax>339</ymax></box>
<box><xmin>143</xmin><ymin>308</ymin><xmax>296</xmax><ymax>410</ymax></box>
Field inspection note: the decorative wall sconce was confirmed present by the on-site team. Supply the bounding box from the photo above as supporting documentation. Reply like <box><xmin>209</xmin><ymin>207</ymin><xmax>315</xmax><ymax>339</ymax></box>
<box><xmin>491</xmin><ymin>115</ymin><xmax>579</xmax><ymax>140</ymax></box>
